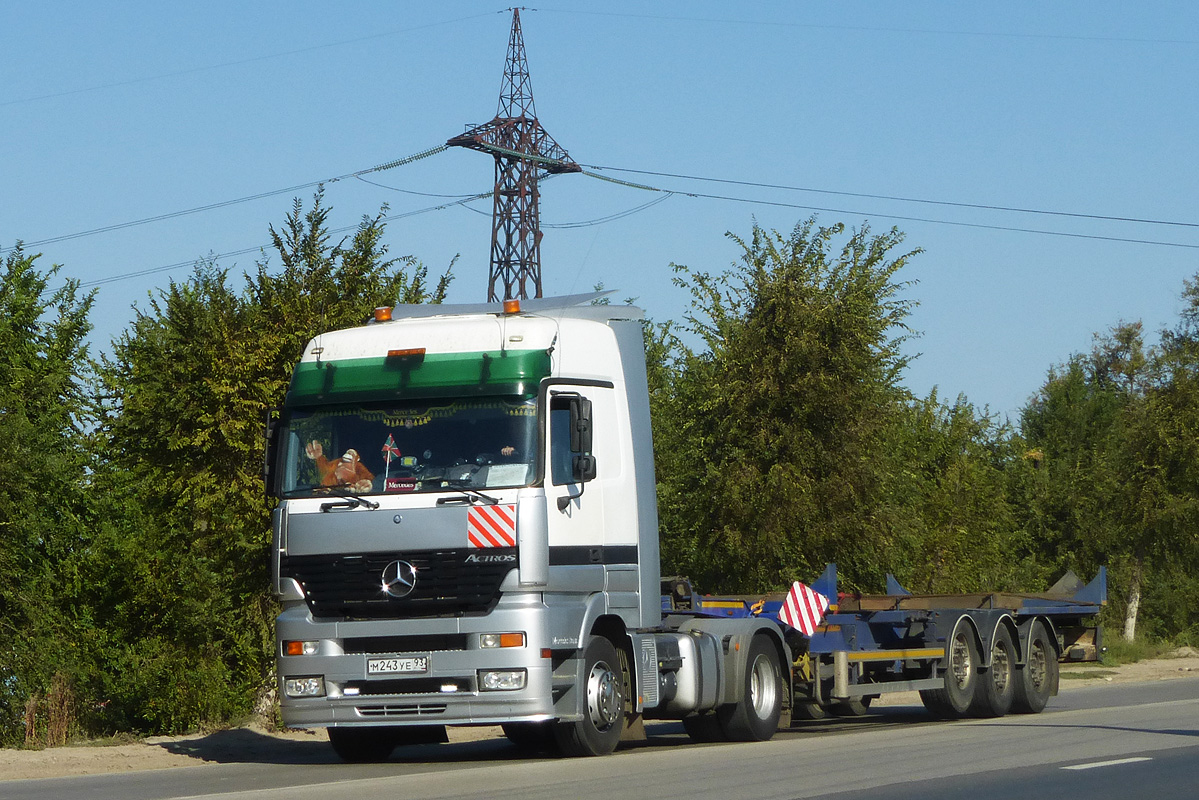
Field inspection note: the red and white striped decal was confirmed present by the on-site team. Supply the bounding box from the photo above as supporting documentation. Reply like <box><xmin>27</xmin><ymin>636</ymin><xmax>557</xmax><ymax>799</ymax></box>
<box><xmin>778</xmin><ymin>581</ymin><xmax>830</xmax><ymax>637</ymax></box>
<box><xmin>467</xmin><ymin>504</ymin><xmax>517</xmax><ymax>548</ymax></box>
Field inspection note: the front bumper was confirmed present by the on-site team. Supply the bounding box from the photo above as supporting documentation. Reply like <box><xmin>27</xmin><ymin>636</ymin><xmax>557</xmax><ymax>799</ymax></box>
<box><xmin>277</xmin><ymin>591</ymin><xmax>556</xmax><ymax>728</ymax></box>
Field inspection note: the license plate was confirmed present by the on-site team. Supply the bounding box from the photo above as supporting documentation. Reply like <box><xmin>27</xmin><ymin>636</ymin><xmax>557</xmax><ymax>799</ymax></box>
<box><xmin>367</xmin><ymin>656</ymin><xmax>429</xmax><ymax>675</ymax></box>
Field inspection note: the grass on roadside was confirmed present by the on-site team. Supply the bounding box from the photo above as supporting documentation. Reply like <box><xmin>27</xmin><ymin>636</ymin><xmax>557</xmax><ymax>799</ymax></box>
<box><xmin>1099</xmin><ymin>631</ymin><xmax>1180</xmax><ymax>666</ymax></box>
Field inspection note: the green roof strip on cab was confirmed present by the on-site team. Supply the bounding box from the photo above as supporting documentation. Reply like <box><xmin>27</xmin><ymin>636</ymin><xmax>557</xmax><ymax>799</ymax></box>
<box><xmin>286</xmin><ymin>349</ymin><xmax>551</xmax><ymax>405</ymax></box>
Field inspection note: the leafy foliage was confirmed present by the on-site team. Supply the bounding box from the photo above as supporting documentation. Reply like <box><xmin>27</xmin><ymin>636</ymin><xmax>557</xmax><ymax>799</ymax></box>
<box><xmin>5</xmin><ymin>204</ymin><xmax>1199</xmax><ymax>744</ymax></box>
<box><xmin>0</xmin><ymin>249</ymin><xmax>95</xmax><ymax>745</ymax></box>
<box><xmin>81</xmin><ymin>192</ymin><xmax>452</xmax><ymax>734</ymax></box>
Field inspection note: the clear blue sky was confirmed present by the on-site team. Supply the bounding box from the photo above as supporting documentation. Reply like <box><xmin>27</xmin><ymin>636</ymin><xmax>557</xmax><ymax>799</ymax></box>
<box><xmin>3</xmin><ymin>2</ymin><xmax>1197</xmax><ymax>417</ymax></box>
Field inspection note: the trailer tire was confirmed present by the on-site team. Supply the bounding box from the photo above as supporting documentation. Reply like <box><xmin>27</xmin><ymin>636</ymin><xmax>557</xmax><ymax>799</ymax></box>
<box><xmin>717</xmin><ymin>635</ymin><xmax>783</xmax><ymax>741</ymax></box>
<box><xmin>1012</xmin><ymin>621</ymin><xmax>1057</xmax><ymax>714</ymax></box>
<box><xmin>920</xmin><ymin>623</ymin><xmax>980</xmax><ymax>719</ymax></box>
<box><xmin>555</xmin><ymin>636</ymin><xmax>625</xmax><ymax>757</ymax></box>
<box><xmin>791</xmin><ymin>701</ymin><xmax>828</xmax><ymax>721</ymax></box>
<box><xmin>830</xmin><ymin>695</ymin><xmax>875</xmax><ymax>717</ymax></box>
<box><xmin>969</xmin><ymin>625</ymin><xmax>1015</xmax><ymax>717</ymax></box>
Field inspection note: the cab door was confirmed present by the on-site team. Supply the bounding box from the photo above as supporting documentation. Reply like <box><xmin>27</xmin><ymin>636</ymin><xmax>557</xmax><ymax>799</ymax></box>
<box><xmin>544</xmin><ymin>388</ymin><xmax>607</xmax><ymax>553</ymax></box>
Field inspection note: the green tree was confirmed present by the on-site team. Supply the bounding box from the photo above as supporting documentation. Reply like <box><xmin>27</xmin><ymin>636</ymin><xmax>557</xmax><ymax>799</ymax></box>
<box><xmin>1019</xmin><ymin>317</ymin><xmax>1199</xmax><ymax>642</ymax></box>
<box><xmin>85</xmin><ymin>193</ymin><xmax>452</xmax><ymax>733</ymax></box>
<box><xmin>0</xmin><ymin>248</ymin><xmax>95</xmax><ymax>744</ymax></box>
<box><xmin>655</xmin><ymin>219</ymin><xmax>921</xmax><ymax>592</ymax></box>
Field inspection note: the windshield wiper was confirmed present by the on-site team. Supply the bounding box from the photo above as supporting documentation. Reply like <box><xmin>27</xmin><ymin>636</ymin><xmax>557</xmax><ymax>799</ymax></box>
<box><xmin>436</xmin><ymin>480</ymin><xmax>499</xmax><ymax>506</ymax></box>
<box><xmin>318</xmin><ymin>485</ymin><xmax>380</xmax><ymax>512</ymax></box>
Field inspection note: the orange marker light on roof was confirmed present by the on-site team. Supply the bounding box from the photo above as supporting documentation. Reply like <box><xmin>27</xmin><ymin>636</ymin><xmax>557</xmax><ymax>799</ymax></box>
<box><xmin>503</xmin><ymin>298</ymin><xmax>521</xmax><ymax>314</ymax></box>
<box><xmin>374</xmin><ymin>307</ymin><xmax>393</xmax><ymax>322</ymax></box>
<box><xmin>386</xmin><ymin>347</ymin><xmax>426</xmax><ymax>360</ymax></box>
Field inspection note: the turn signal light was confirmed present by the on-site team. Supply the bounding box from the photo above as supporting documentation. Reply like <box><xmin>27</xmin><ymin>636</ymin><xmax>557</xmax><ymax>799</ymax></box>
<box><xmin>480</xmin><ymin>632</ymin><xmax>526</xmax><ymax>649</ymax></box>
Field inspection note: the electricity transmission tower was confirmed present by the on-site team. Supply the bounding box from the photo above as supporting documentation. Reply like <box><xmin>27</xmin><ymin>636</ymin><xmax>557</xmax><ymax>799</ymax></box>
<box><xmin>447</xmin><ymin>8</ymin><xmax>580</xmax><ymax>301</ymax></box>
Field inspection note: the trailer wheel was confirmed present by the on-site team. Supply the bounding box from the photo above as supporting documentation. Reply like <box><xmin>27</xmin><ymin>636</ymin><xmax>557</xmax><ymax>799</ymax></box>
<box><xmin>555</xmin><ymin>636</ymin><xmax>625</xmax><ymax>757</ymax></box>
<box><xmin>969</xmin><ymin>625</ymin><xmax>1015</xmax><ymax>717</ymax></box>
<box><xmin>1012</xmin><ymin>621</ymin><xmax>1057</xmax><ymax>714</ymax></box>
<box><xmin>717</xmin><ymin>635</ymin><xmax>783</xmax><ymax>741</ymax></box>
<box><xmin>791</xmin><ymin>701</ymin><xmax>827</xmax><ymax>721</ymax></box>
<box><xmin>920</xmin><ymin>623</ymin><xmax>980</xmax><ymax>719</ymax></box>
<box><xmin>830</xmin><ymin>695</ymin><xmax>876</xmax><ymax>717</ymax></box>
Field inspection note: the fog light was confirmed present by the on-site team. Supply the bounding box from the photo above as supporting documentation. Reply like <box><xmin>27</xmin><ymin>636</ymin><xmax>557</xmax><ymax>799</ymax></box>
<box><xmin>480</xmin><ymin>633</ymin><xmax>525</xmax><ymax>648</ymax></box>
<box><xmin>479</xmin><ymin>669</ymin><xmax>527</xmax><ymax>691</ymax></box>
<box><xmin>284</xmin><ymin>676</ymin><xmax>326</xmax><ymax>697</ymax></box>
<box><xmin>284</xmin><ymin>640</ymin><xmax>318</xmax><ymax>656</ymax></box>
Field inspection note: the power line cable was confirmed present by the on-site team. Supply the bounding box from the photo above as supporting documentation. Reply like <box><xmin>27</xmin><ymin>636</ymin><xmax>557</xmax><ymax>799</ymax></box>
<box><xmin>2</xmin><ymin>145</ymin><xmax>449</xmax><ymax>255</ymax></box>
<box><xmin>538</xmin><ymin>8</ymin><xmax>1199</xmax><ymax>47</ymax></box>
<box><xmin>580</xmin><ymin>164</ymin><xmax>1199</xmax><ymax>230</ymax></box>
<box><xmin>1</xmin><ymin>12</ymin><xmax>504</xmax><ymax>108</ymax></box>
<box><xmin>660</xmin><ymin>187</ymin><xmax>1199</xmax><ymax>250</ymax></box>
<box><xmin>75</xmin><ymin>190</ymin><xmax>491</xmax><ymax>289</ymax></box>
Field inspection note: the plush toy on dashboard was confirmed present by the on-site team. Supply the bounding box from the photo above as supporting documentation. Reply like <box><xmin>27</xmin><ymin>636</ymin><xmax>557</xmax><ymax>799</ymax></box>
<box><xmin>305</xmin><ymin>440</ymin><xmax>374</xmax><ymax>492</ymax></box>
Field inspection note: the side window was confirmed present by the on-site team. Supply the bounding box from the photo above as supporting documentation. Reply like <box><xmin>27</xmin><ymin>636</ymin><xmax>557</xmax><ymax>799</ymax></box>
<box><xmin>550</xmin><ymin>399</ymin><xmax>574</xmax><ymax>485</ymax></box>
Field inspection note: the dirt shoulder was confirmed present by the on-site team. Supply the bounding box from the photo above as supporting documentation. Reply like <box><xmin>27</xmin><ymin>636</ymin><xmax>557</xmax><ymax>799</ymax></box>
<box><xmin>3</xmin><ymin>648</ymin><xmax>1197</xmax><ymax>783</ymax></box>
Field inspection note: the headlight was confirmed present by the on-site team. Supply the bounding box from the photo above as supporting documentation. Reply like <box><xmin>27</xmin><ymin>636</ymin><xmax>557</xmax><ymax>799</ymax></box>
<box><xmin>284</xmin><ymin>676</ymin><xmax>326</xmax><ymax>697</ymax></box>
<box><xmin>478</xmin><ymin>669</ymin><xmax>527</xmax><ymax>691</ymax></box>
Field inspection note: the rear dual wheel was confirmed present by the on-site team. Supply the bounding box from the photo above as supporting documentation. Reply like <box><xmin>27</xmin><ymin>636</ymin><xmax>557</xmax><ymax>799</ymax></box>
<box><xmin>718</xmin><ymin>636</ymin><xmax>784</xmax><ymax>741</ymax></box>
<box><xmin>683</xmin><ymin>636</ymin><xmax>785</xmax><ymax>743</ymax></box>
<box><xmin>969</xmin><ymin>625</ymin><xmax>1016</xmax><ymax>717</ymax></box>
<box><xmin>1012</xmin><ymin>621</ymin><xmax>1057</xmax><ymax>714</ymax></box>
<box><xmin>920</xmin><ymin>624</ymin><xmax>981</xmax><ymax>719</ymax></box>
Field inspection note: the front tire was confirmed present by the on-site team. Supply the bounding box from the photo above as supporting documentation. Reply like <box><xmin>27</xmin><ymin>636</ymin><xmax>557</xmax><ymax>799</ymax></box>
<box><xmin>920</xmin><ymin>622</ymin><xmax>981</xmax><ymax>719</ymax></box>
<box><xmin>717</xmin><ymin>636</ymin><xmax>784</xmax><ymax>741</ymax></box>
<box><xmin>555</xmin><ymin>636</ymin><xmax>626</xmax><ymax>756</ymax></box>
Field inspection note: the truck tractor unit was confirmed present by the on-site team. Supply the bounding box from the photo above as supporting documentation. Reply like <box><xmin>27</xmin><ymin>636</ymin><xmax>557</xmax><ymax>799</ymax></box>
<box><xmin>266</xmin><ymin>294</ymin><xmax>1105</xmax><ymax>760</ymax></box>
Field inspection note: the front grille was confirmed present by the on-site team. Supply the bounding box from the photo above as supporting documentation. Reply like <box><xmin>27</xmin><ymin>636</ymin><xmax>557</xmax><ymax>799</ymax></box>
<box><xmin>343</xmin><ymin>634</ymin><xmax>469</xmax><ymax>654</ymax></box>
<box><xmin>281</xmin><ymin>549</ymin><xmax>515</xmax><ymax>619</ymax></box>
<box><xmin>356</xmin><ymin>703</ymin><xmax>448</xmax><ymax>718</ymax></box>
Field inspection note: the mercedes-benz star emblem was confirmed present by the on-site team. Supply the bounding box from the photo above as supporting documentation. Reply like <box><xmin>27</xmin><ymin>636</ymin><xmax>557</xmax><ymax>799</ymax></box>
<box><xmin>381</xmin><ymin>560</ymin><xmax>417</xmax><ymax>599</ymax></box>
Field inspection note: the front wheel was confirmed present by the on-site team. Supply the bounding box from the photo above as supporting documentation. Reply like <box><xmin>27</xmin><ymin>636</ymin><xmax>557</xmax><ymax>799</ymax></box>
<box><xmin>555</xmin><ymin>636</ymin><xmax>626</xmax><ymax>756</ymax></box>
<box><xmin>717</xmin><ymin>636</ymin><xmax>784</xmax><ymax>741</ymax></box>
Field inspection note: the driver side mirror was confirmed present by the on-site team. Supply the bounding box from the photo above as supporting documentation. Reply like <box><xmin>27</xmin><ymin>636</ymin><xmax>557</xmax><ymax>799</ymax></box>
<box><xmin>572</xmin><ymin>454</ymin><xmax>597</xmax><ymax>483</ymax></box>
<box><xmin>570</xmin><ymin>397</ymin><xmax>593</xmax><ymax>454</ymax></box>
<box><xmin>263</xmin><ymin>407</ymin><xmax>281</xmax><ymax>498</ymax></box>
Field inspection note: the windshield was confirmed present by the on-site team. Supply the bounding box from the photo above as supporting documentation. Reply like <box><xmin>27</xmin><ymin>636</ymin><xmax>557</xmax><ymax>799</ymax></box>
<box><xmin>277</xmin><ymin>397</ymin><xmax>537</xmax><ymax>497</ymax></box>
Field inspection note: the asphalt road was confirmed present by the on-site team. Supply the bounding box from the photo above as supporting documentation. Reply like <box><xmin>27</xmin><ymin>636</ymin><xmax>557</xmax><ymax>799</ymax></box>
<box><xmin>5</xmin><ymin>679</ymin><xmax>1197</xmax><ymax>800</ymax></box>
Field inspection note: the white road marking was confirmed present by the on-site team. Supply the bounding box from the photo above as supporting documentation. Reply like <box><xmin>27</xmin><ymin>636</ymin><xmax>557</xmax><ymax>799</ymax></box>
<box><xmin>1062</xmin><ymin>757</ymin><xmax>1154</xmax><ymax>771</ymax></box>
